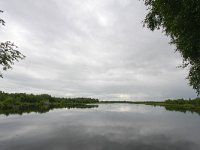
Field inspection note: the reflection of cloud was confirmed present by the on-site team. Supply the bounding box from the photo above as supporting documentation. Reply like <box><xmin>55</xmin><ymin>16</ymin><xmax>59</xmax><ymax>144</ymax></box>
<box><xmin>0</xmin><ymin>104</ymin><xmax>200</xmax><ymax>150</ymax></box>
<box><xmin>0</xmin><ymin>125</ymin><xmax>43</xmax><ymax>142</ymax></box>
<box><xmin>98</xmin><ymin>104</ymin><xmax>155</xmax><ymax>113</ymax></box>
<box><xmin>1</xmin><ymin>124</ymin><xmax>198</xmax><ymax>150</ymax></box>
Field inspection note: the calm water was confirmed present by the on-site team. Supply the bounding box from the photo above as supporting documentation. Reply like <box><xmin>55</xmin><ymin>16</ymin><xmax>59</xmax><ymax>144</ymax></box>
<box><xmin>0</xmin><ymin>104</ymin><xmax>200</xmax><ymax>150</ymax></box>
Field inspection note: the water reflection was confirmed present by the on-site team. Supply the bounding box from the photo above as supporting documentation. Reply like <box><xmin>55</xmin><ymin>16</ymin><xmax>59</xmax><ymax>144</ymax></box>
<box><xmin>1</xmin><ymin>103</ymin><xmax>200</xmax><ymax>116</ymax></box>
<box><xmin>0</xmin><ymin>104</ymin><xmax>98</xmax><ymax>116</ymax></box>
<box><xmin>164</xmin><ymin>105</ymin><xmax>200</xmax><ymax>116</ymax></box>
<box><xmin>0</xmin><ymin>104</ymin><xmax>200</xmax><ymax>150</ymax></box>
<box><xmin>148</xmin><ymin>104</ymin><xmax>200</xmax><ymax>116</ymax></box>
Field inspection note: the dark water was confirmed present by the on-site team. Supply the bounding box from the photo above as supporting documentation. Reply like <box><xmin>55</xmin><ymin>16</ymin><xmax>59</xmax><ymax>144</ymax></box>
<box><xmin>0</xmin><ymin>104</ymin><xmax>200</xmax><ymax>150</ymax></box>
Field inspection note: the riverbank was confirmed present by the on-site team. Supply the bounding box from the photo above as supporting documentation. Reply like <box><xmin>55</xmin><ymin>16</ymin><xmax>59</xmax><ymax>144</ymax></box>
<box><xmin>100</xmin><ymin>98</ymin><xmax>200</xmax><ymax>115</ymax></box>
<box><xmin>1</xmin><ymin>91</ymin><xmax>200</xmax><ymax>115</ymax></box>
<box><xmin>0</xmin><ymin>91</ymin><xmax>98</xmax><ymax>109</ymax></box>
<box><xmin>100</xmin><ymin>98</ymin><xmax>200</xmax><ymax>108</ymax></box>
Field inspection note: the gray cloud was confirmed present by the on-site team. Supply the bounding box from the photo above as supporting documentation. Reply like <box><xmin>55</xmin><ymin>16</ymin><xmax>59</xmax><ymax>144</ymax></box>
<box><xmin>0</xmin><ymin>0</ymin><xmax>196</xmax><ymax>100</ymax></box>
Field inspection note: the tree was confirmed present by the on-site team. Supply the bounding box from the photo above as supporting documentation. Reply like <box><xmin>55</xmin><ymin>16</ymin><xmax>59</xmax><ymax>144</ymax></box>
<box><xmin>143</xmin><ymin>0</ymin><xmax>200</xmax><ymax>95</ymax></box>
<box><xmin>0</xmin><ymin>10</ymin><xmax>5</xmax><ymax>26</ymax></box>
<box><xmin>0</xmin><ymin>10</ymin><xmax>25</xmax><ymax>77</ymax></box>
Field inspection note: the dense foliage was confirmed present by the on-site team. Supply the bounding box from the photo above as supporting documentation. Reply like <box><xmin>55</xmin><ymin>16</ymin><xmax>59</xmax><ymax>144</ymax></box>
<box><xmin>0</xmin><ymin>10</ymin><xmax>25</xmax><ymax>77</ymax></box>
<box><xmin>143</xmin><ymin>0</ymin><xmax>200</xmax><ymax>94</ymax></box>
<box><xmin>0</xmin><ymin>91</ymin><xmax>99</xmax><ymax>108</ymax></box>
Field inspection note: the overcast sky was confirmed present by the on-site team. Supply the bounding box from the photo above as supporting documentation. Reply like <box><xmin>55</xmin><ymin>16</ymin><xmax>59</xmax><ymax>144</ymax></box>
<box><xmin>0</xmin><ymin>0</ymin><xmax>196</xmax><ymax>101</ymax></box>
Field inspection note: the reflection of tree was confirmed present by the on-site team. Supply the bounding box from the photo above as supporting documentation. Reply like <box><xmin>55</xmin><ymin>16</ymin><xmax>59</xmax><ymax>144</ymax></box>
<box><xmin>0</xmin><ymin>91</ymin><xmax>99</xmax><ymax>116</ymax></box>
<box><xmin>131</xmin><ymin>98</ymin><xmax>200</xmax><ymax>116</ymax></box>
<box><xmin>164</xmin><ymin>105</ymin><xmax>200</xmax><ymax>116</ymax></box>
<box><xmin>0</xmin><ymin>104</ymin><xmax>98</xmax><ymax>116</ymax></box>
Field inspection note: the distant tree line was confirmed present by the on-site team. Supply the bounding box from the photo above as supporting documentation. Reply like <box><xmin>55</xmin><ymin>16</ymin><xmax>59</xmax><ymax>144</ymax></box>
<box><xmin>131</xmin><ymin>98</ymin><xmax>200</xmax><ymax>107</ymax></box>
<box><xmin>164</xmin><ymin>98</ymin><xmax>200</xmax><ymax>106</ymax></box>
<box><xmin>0</xmin><ymin>91</ymin><xmax>99</xmax><ymax>108</ymax></box>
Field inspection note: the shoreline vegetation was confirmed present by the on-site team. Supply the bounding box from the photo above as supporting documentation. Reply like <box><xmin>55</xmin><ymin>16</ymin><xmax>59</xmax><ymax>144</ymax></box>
<box><xmin>0</xmin><ymin>91</ymin><xmax>200</xmax><ymax>115</ymax></box>
<box><xmin>0</xmin><ymin>91</ymin><xmax>99</xmax><ymax>115</ymax></box>
<box><xmin>100</xmin><ymin>98</ymin><xmax>200</xmax><ymax>115</ymax></box>
<box><xmin>100</xmin><ymin>98</ymin><xmax>200</xmax><ymax>109</ymax></box>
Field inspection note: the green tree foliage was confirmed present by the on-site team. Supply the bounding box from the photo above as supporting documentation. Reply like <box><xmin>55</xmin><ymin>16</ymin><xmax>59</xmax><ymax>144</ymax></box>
<box><xmin>0</xmin><ymin>10</ymin><xmax>25</xmax><ymax>77</ymax></box>
<box><xmin>0</xmin><ymin>91</ymin><xmax>99</xmax><ymax>108</ymax></box>
<box><xmin>143</xmin><ymin>0</ymin><xmax>200</xmax><ymax>95</ymax></box>
<box><xmin>0</xmin><ymin>91</ymin><xmax>99</xmax><ymax>116</ymax></box>
<box><xmin>165</xmin><ymin>98</ymin><xmax>200</xmax><ymax>106</ymax></box>
<box><xmin>0</xmin><ymin>10</ymin><xmax>5</xmax><ymax>25</ymax></box>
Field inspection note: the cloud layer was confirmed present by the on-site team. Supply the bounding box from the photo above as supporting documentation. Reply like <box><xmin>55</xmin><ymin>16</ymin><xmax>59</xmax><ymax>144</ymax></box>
<box><xmin>0</xmin><ymin>0</ymin><xmax>196</xmax><ymax>100</ymax></box>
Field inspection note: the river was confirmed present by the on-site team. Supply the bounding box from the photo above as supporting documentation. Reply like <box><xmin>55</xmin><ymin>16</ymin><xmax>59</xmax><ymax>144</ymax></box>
<box><xmin>0</xmin><ymin>104</ymin><xmax>200</xmax><ymax>150</ymax></box>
